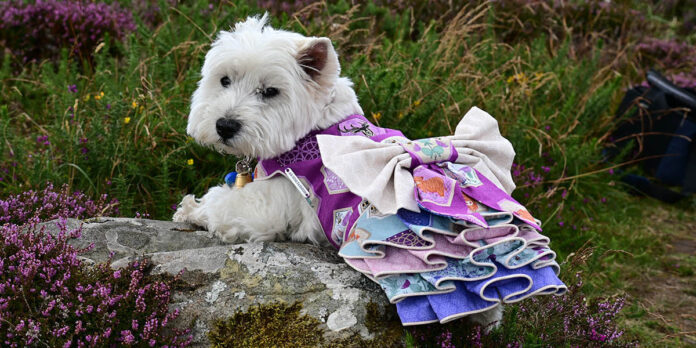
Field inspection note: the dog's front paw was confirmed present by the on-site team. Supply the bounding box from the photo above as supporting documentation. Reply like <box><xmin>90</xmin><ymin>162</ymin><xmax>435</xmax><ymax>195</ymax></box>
<box><xmin>172</xmin><ymin>194</ymin><xmax>199</xmax><ymax>223</ymax></box>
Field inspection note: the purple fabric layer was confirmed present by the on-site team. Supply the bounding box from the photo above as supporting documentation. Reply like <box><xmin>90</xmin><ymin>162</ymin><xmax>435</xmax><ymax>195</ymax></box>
<box><xmin>396</xmin><ymin>264</ymin><xmax>565</xmax><ymax>325</ymax></box>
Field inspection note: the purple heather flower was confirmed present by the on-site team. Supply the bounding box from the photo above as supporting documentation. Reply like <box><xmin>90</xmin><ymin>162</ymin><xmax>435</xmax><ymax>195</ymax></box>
<box><xmin>1</xmin><ymin>213</ymin><xmax>192</xmax><ymax>345</ymax></box>
<box><xmin>36</xmin><ymin>135</ymin><xmax>50</xmax><ymax>146</ymax></box>
<box><xmin>121</xmin><ymin>330</ymin><xmax>135</xmax><ymax>345</ymax></box>
<box><xmin>0</xmin><ymin>0</ymin><xmax>137</xmax><ymax>60</ymax></box>
<box><xmin>68</xmin><ymin>84</ymin><xmax>78</xmax><ymax>93</ymax></box>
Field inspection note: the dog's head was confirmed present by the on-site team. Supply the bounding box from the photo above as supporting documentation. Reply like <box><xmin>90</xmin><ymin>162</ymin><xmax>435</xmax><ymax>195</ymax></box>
<box><xmin>187</xmin><ymin>14</ymin><xmax>342</xmax><ymax>159</ymax></box>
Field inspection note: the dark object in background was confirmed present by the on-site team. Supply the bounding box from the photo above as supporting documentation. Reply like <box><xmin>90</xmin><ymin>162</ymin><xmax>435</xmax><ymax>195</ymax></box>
<box><xmin>609</xmin><ymin>69</ymin><xmax>696</xmax><ymax>203</ymax></box>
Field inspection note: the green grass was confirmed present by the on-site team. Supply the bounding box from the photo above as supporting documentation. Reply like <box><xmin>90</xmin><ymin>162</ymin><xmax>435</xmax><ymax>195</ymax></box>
<box><xmin>2</xmin><ymin>0</ymin><xmax>695</xmax><ymax>346</ymax></box>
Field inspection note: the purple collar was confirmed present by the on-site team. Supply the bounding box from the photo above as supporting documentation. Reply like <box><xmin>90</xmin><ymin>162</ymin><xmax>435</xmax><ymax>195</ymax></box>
<box><xmin>255</xmin><ymin>115</ymin><xmax>404</xmax><ymax>248</ymax></box>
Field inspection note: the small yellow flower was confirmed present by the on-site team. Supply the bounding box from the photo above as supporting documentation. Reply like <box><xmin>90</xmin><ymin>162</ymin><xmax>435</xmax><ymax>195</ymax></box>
<box><xmin>84</xmin><ymin>94</ymin><xmax>91</xmax><ymax>102</ymax></box>
<box><xmin>398</xmin><ymin>112</ymin><xmax>404</xmax><ymax>120</ymax></box>
<box><xmin>413</xmin><ymin>99</ymin><xmax>421</xmax><ymax>107</ymax></box>
<box><xmin>515</xmin><ymin>73</ymin><xmax>527</xmax><ymax>83</ymax></box>
<box><xmin>131</xmin><ymin>101</ymin><xmax>138</xmax><ymax>109</ymax></box>
<box><xmin>372</xmin><ymin>112</ymin><xmax>382</xmax><ymax>121</ymax></box>
<box><xmin>94</xmin><ymin>91</ymin><xmax>104</xmax><ymax>100</ymax></box>
<box><xmin>507</xmin><ymin>72</ymin><xmax>528</xmax><ymax>84</ymax></box>
<box><xmin>124</xmin><ymin>117</ymin><xmax>131</xmax><ymax>124</ymax></box>
<box><xmin>186</xmin><ymin>136</ymin><xmax>194</xmax><ymax>143</ymax></box>
<box><xmin>139</xmin><ymin>106</ymin><xmax>144</xmax><ymax>113</ymax></box>
<box><xmin>187</xmin><ymin>158</ymin><xmax>194</xmax><ymax>166</ymax></box>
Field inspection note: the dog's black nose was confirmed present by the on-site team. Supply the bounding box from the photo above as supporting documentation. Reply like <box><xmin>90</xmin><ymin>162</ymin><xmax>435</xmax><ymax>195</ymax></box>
<box><xmin>216</xmin><ymin>118</ymin><xmax>242</xmax><ymax>140</ymax></box>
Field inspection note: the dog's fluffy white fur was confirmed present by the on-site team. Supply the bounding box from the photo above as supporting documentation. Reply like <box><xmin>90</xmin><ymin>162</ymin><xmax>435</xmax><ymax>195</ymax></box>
<box><xmin>173</xmin><ymin>14</ymin><xmax>503</xmax><ymax>327</ymax></box>
<box><xmin>175</xmin><ymin>14</ymin><xmax>358</xmax><ymax>246</ymax></box>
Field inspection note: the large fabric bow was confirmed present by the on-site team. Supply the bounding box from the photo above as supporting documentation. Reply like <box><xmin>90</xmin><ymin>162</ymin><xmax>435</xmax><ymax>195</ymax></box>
<box><xmin>316</xmin><ymin>107</ymin><xmax>540</xmax><ymax>229</ymax></box>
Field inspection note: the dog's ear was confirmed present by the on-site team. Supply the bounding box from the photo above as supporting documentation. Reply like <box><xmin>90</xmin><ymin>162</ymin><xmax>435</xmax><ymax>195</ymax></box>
<box><xmin>297</xmin><ymin>38</ymin><xmax>339</xmax><ymax>86</ymax></box>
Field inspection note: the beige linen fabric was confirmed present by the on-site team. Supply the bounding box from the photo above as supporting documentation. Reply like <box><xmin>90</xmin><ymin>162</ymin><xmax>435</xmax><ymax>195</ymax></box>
<box><xmin>316</xmin><ymin>106</ymin><xmax>516</xmax><ymax>215</ymax></box>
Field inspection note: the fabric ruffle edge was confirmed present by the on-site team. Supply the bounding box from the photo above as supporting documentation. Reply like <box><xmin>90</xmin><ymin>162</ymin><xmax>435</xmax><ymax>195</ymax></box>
<box><xmin>338</xmin><ymin>204</ymin><xmax>567</xmax><ymax>325</ymax></box>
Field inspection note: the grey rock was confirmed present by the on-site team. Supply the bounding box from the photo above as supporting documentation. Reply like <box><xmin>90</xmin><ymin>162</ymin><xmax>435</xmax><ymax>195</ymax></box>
<box><xmin>40</xmin><ymin>217</ymin><xmax>223</xmax><ymax>264</ymax></box>
<box><xmin>45</xmin><ymin>218</ymin><xmax>395</xmax><ymax>346</ymax></box>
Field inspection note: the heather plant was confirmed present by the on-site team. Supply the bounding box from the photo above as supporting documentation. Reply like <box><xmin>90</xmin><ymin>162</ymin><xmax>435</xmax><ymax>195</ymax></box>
<box><xmin>0</xmin><ymin>0</ymin><xmax>137</xmax><ymax>62</ymax></box>
<box><xmin>635</xmin><ymin>38</ymin><xmax>696</xmax><ymax>88</ymax></box>
<box><xmin>131</xmin><ymin>0</ymin><xmax>166</xmax><ymax>29</ymax></box>
<box><xmin>0</xmin><ymin>183</ymin><xmax>119</xmax><ymax>225</ymax></box>
<box><xmin>0</xmin><ymin>218</ymin><xmax>192</xmax><ymax>347</ymax></box>
<box><xmin>257</xmin><ymin>0</ymin><xmax>325</xmax><ymax>20</ymax></box>
<box><xmin>491</xmin><ymin>0</ymin><xmax>647</xmax><ymax>45</ymax></box>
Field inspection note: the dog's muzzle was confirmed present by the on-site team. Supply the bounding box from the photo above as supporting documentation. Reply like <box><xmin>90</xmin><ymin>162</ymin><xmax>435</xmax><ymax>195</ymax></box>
<box><xmin>216</xmin><ymin>118</ymin><xmax>242</xmax><ymax>140</ymax></box>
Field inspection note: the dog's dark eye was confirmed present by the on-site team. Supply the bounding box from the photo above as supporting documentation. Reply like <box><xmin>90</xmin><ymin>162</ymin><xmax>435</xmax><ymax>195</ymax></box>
<box><xmin>220</xmin><ymin>76</ymin><xmax>231</xmax><ymax>88</ymax></box>
<box><xmin>260</xmin><ymin>87</ymin><xmax>279</xmax><ymax>98</ymax></box>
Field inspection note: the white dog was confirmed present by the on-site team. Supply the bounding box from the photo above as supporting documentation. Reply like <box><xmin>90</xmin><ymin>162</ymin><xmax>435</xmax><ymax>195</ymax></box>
<box><xmin>173</xmin><ymin>14</ymin><xmax>354</xmax><ymax>246</ymax></box>
<box><xmin>174</xmin><ymin>14</ymin><xmax>505</xmax><ymax>327</ymax></box>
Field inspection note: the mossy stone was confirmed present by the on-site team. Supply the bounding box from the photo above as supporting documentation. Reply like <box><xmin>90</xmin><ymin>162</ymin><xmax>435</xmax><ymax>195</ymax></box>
<box><xmin>208</xmin><ymin>301</ymin><xmax>405</xmax><ymax>348</ymax></box>
<box><xmin>208</xmin><ymin>302</ymin><xmax>324</xmax><ymax>347</ymax></box>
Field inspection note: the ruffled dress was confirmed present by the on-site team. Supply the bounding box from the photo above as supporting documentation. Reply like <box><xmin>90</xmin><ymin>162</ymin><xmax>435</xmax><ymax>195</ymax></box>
<box><xmin>337</xmin><ymin>163</ymin><xmax>566</xmax><ymax>324</ymax></box>
<box><xmin>256</xmin><ymin>107</ymin><xmax>567</xmax><ymax>325</ymax></box>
